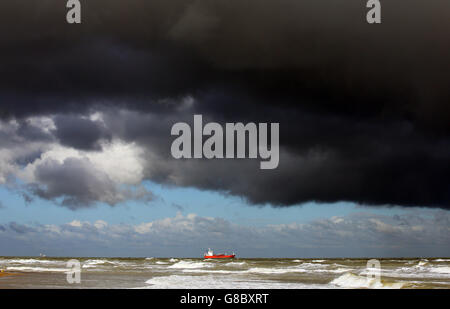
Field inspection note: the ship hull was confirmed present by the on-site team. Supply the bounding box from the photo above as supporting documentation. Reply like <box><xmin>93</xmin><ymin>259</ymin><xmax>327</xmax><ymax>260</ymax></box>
<box><xmin>204</xmin><ymin>254</ymin><xmax>235</xmax><ymax>259</ymax></box>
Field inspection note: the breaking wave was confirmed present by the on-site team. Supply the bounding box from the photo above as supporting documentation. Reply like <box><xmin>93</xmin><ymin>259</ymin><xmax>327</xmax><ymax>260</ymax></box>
<box><xmin>3</xmin><ymin>259</ymin><xmax>59</xmax><ymax>265</ymax></box>
<box><xmin>168</xmin><ymin>260</ymin><xmax>213</xmax><ymax>269</ymax></box>
<box><xmin>2</xmin><ymin>257</ymin><xmax>449</xmax><ymax>288</ymax></box>
<box><xmin>6</xmin><ymin>266</ymin><xmax>69</xmax><ymax>273</ymax></box>
<box><xmin>143</xmin><ymin>275</ymin><xmax>327</xmax><ymax>289</ymax></box>
<box><xmin>331</xmin><ymin>273</ymin><xmax>405</xmax><ymax>289</ymax></box>
<box><xmin>430</xmin><ymin>267</ymin><xmax>450</xmax><ymax>274</ymax></box>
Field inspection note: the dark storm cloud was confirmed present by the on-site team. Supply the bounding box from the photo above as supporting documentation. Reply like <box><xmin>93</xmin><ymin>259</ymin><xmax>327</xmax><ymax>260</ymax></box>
<box><xmin>0</xmin><ymin>0</ymin><xmax>449</xmax><ymax>208</ymax></box>
<box><xmin>29</xmin><ymin>157</ymin><xmax>120</xmax><ymax>208</ymax></box>
<box><xmin>52</xmin><ymin>115</ymin><xmax>111</xmax><ymax>150</ymax></box>
<box><xmin>97</xmin><ymin>107</ymin><xmax>450</xmax><ymax>209</ymax></box>
<box><xmin>1</xmin><ymin>0</ymin><xmax>449</xmax><ymax>120</ymax></box>
<box><xmin>29</xmin><ymin>157</ymin><xmax>153</xmax><ymax>209</ymax></box>
<box><xmin>16</xmin><ymin>120</ymin><xmax>54</xmax><ymax>142</ymax></box>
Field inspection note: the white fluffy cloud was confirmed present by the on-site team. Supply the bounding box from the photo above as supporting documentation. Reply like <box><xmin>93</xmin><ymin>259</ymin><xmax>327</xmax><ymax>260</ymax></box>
<box><xmin>0</xmin><ymin>114</ymin><xmax>153</xmax><ymax>208</ymax></box>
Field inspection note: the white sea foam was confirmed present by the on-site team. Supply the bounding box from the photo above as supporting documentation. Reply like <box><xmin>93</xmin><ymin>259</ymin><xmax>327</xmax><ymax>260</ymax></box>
<box><xmin>312</xmin><ymin>268</ymin><xmax>351</xmax><ymax>274</ymax></box>
<box><xmin>84</xmin><ymin>259</ymin><xmax>109</xmax><ymax>265</ymax></box>
<box><xmin>242</xmin><ymin>262</ymin><xmax>352</xmax><ymax>275</ymax></box>
<box><xmin>168</xmin><ymin>260</ymin><xmax>212</xmax><ymax>269</ymax></box>
<box><xmin>3</xmin><ymin>259</ymin><xmax>59</xmax><ymax>265</ymax></box>
<box><xmin>182</xmin><ymin>269</ymin><xmax>238</xmax><ymax>274</ymax></box>
<box><xmin>225</xmin><ymin>261</ymin><xmax>246</xmax><ymax>266</ymax></box>
<box><xmin>378</xmin><ymin>269</ymin><xmax>449</xmax><ymax>279</ymax></box>
<box><xmin>246</xmin><ymin>267</ymin><xmax>306</xmax><ymax>274</ymax></box>
<box><xmin>298</xmin><ymin>262</ymin><xmax>324</xmax><ymax>268</ymax></box>
<box><xmin>142</xmin><ymin>275</ymin><xmax>329</xmax><ymax>289</ymax></box>
<box><xmin>331</xmin><ymin>273</ymin><xmax>405</xmax><ymax>289</ymax></box>
<box><xmin>6</xmin><ymin>266</ymin><xmax>69</xmax><ymax>273</ymax></box>
<box><xmin>429</xmin><ymin>267</ymin><xmax>450</xmax><ymax>274</ymax></box>
<box><xmin>82</xmin><ymin>259</ymin><xmax>132</xmax><ymax>269</ymax></box>
<box><xmin>82</xmin><ymin>264</ymin><xmax>97</xmax><ymax>269</ymax></box>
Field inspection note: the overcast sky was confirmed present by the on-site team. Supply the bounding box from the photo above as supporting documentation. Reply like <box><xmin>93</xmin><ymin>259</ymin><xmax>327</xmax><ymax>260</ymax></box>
<box><xmin>0</xmin><ymin>1</ymin><xmax>449</xmax><ymax>257</ymax></box>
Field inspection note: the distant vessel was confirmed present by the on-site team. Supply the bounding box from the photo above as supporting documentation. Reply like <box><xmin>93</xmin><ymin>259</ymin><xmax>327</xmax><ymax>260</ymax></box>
<box><xmin>204</xmin><ymin>248</ymin><xmax>235</xmax><ymax>259</ymax></box>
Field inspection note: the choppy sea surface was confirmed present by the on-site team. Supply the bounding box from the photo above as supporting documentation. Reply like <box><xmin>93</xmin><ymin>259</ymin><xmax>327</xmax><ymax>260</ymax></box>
<box><xmin>1</xmin><ymin>257</ymin><xmax>449</xmax><ymax>289</ymax></box>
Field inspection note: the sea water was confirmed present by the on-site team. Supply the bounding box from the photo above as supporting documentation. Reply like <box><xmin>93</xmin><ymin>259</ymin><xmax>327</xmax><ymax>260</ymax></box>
<box><xmin>0</xmin><ymin>257</ymin><xmax>449</xmax><ymax>289</ymax></box>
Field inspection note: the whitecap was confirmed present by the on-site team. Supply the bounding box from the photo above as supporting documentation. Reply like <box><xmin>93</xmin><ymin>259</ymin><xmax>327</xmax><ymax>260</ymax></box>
<box><xmin>142</xmin><ymin>275</ymin><xmax>329</xmax><ymax>289</ymax></box>
<box><xmin>168</xmin><ymin>260</ymin><xmax>212</xmax><ymax>269</ymax></box>
<box><xmin>7</xmin><ymin>266</ymin><xmax>69</xmax><ymax>273</ymax></box>
<box><xmin>429</xmin><ymin>267</ymin><xmax>450</xmax><ymax>274</ymax></box>
<box><xmin>246</xmin><ymin>267</ymin><xmax>307</xmax><ymax>274</ymax></box>
<box><xmin>331</xmin><ymin>273</ymin><xmax>405</xmax><ymax>289</ymax></box>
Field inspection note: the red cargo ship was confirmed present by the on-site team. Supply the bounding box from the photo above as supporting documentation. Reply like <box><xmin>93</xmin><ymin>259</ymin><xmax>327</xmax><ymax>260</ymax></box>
<box><xmin>204</xmin><ymin>248</ymin><xmax>235</xmax><ymax>259</ymax></box>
